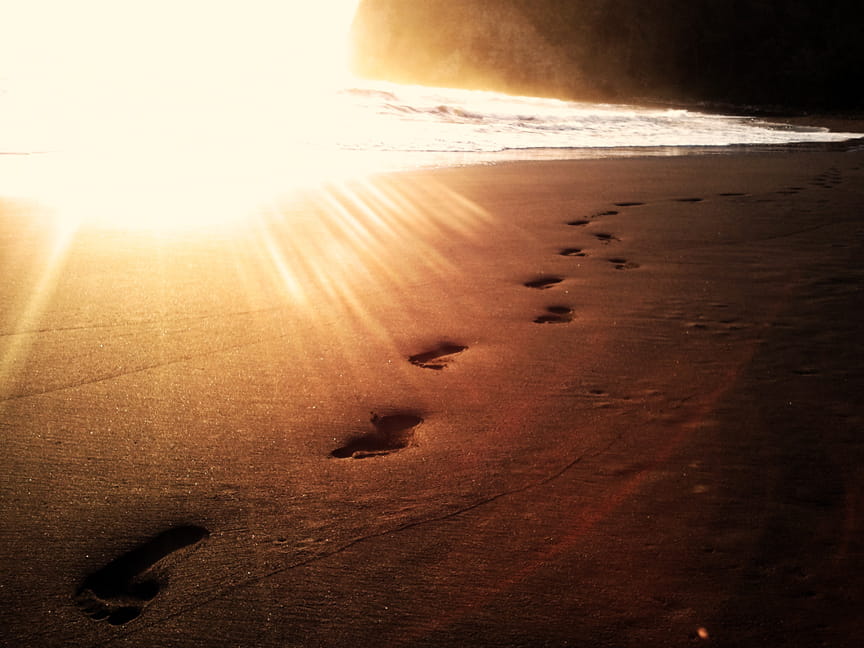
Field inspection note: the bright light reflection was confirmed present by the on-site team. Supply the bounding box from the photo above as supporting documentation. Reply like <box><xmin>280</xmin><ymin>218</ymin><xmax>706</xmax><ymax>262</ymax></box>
<box><xmin>0</xmin><ymin>0</ymin><xmax>364</xmax><ymax>230</ymax></box>
<box><xmin>1</xmin><ymin>0</ymin><xmax>500</xmax><ymax>395</ymax></box>
<box><xmin>0</xmin><ymin>172</ymin><xmax>494</xmax><ymax>402</ymax></box>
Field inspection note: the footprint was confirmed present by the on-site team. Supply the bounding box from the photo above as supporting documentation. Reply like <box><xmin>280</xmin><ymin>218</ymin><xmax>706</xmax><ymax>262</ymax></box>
<box><xmin>811</xmin><ymin>171</ymin><xmax>841</xmax><ymax>189</ymax></box>
<box><xmin>595</xmin><ymin>210</ymin><xmax>619</xmax><ymax>216</ymax></box>
<box><xmin>534</xmin><ymin>305</ymin><xmax>573</xmax><ymax>324</ymax></box>
<box><xmin>718</xmin><ymin>192</ymin><xmax>746</xmax><ymax>197</ymax></box>
<box><xmin>792</xmin><ymin>367</ymin><xmax>819</xmax><ymax>376</ymax></box>
<box><xmin>567</xmin><ymin>219</ymin><xmax>590</xmax><ymax>227</ymax></box>
<box><xmin>675</xmin><ymin>197</ymin><xmax>704</xmax><ymax>202</ymax></box>
<box><xmin>613</xmin><ymin>201</ymin><xmax>644</xmax><ymax>207</ymax></box>
<box><xmin>523</xmin><ymin>276</ymin><xmax>564</xmax><ymax>290</ymax></box>
<box><xmin>408</xmin><ymin>343</ymin><xmax>468</xmax><ymax>369</ymax></box>
<box><xmin>559</xmin><ymin>248</ymin><xmax>586</xmax><ymax>257</ymax></box>
<box><xmin>331</xmin><ymin>413</ymin><xmax>423</xmax><ymax>459</ymax></box>
<box><xmin>608</xmin><ymin>257</ymin><xmax>640</xmax><ymax>270</ymax></box>
<box><xmin>593</xmin><ymin>233</ymin><xmax>619</xmax><ymax>243</ymax></box>
<box><xmin>74</xmin><ymin>525</ymin><xmax>209</xmax><ymax>626</ymax></box>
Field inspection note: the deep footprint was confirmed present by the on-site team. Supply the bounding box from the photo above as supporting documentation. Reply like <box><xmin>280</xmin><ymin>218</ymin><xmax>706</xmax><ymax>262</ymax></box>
<box><xmin>331</xmin><ymin>413</ymin><xmax>423</xmax><ymax>459</ymax></box>
<box><xmin>614</xmin><ymin>201</ymin><xmax>645</xmax><ymax>207</ymax></box>
<box><xmin>534</xmin><ymin>305</ymin><xmax>573</xmax><ymax>324</ymax></box>
<box><xmin>593</xmin><ymin>233</ymin><xmax>619</xmax><ymax>243</ymax></box>
<box><xmin>675</xmin><ymin>197</ymin><xmax>704</xmax><ymax>202</ymax></box>
<box><xmin>608</xmin><ymin>257</ymin><xmax>640</xmax><ymax>270</ymax></box>
<box><xmin>567</xmin><ymin>219</ymin><xmax>591</xmax><ymax>227</ymax></box>
<box><xmin>524</xmin><ymin>276</ymin><xmax>564</xmax><ymax>290</ymax></box>
<box><xmin>408</xmin><ymin>343</ymin><xmax>468</xmax><ymax>369</ymax></box>
<box><xmin>559</xmin><ymin>248</ymin><xmax>586</xmax><ymax>257</ymax></box>
<box><xmin>75</xmin><ymin>525</ymin><xmax>209</xmax><ymax>625</ymax></box>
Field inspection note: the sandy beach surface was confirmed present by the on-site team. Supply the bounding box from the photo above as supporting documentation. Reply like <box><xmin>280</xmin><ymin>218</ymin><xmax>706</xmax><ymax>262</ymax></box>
<box><xmin>2</xmin><ymin>148</ymin><xmax>863</xmax><ymax>647</ymax></box>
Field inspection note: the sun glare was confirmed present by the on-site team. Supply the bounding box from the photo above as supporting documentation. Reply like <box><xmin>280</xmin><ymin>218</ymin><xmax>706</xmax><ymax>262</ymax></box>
<box><xmin>0</xmin><ymin>0</ymin><xmax>364</xmax><ymax>229</ymax></box>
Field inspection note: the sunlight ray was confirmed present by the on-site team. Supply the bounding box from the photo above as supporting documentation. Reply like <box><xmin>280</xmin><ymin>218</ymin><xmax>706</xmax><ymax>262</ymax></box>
<box><xmin>0</xmin><ymin>211</ymin><xmax>80</xmax><ymax>398</ymax></box>
<box><xmin>226</xmin><ymin>175</ymin><xmax>492</xmax><ymax>380</ymax></box>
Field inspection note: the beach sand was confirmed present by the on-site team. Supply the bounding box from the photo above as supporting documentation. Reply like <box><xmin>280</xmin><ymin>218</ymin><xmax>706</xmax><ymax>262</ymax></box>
<box><xmin>1</xmin><ymin>149</ymin><xmax>863</xmax><ymax>647</ymax></box>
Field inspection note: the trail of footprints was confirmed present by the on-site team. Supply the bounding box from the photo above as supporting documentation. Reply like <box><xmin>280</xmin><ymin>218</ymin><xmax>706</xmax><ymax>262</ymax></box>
<box><xmin>74</xmin><ymin>164</ymin><xmax>847</xmax><ymax>626</ymax></box>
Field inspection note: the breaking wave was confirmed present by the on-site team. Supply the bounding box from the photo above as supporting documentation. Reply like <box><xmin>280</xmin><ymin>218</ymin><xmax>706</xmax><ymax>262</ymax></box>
<box><xmin>330</xmin><ymin>81</ymin><xmax>861</xmax><ymax>154</ymax></box>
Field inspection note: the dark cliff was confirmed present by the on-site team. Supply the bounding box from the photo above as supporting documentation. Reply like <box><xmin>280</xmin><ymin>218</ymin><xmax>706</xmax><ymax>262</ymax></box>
<box><xmin>350</xmin><ymin>0</ymin><xmax>863</xmax><ymax>111</ymax></box>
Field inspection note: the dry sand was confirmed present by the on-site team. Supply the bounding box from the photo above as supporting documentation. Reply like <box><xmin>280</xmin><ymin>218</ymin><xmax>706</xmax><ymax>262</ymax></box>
<box><xmin>1</xmin><ymin>148</ymin><xmax>863</xmax><ymax>647</ymax></box>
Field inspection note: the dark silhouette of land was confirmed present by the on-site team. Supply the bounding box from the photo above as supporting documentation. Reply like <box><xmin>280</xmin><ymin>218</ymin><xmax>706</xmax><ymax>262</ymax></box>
<box><xmin>352</xmin><ymin>0</ymin><xmax>864</xmax><ymax>111</ymax></box>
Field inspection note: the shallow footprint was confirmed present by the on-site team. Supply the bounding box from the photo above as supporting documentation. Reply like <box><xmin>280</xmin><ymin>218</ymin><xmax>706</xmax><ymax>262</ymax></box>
<box><xmin>534</xmin><ymin>305</ymin><xmax>573</xmax><ymax>324</ymax></box>
<box><xmin>608</xmin><ymin>257</ymin><xmax>640</xmax><ymax>270</ymax></box>
<box><xmin>675</xmin><ymin>197</ymin><xmax>704</xmax><ymax>202</ymax></box>
<box><xmin>614</xmin><ymin>201</ymin><xmax>645</xmax><ymax>207</ymax></box>
<box><xmin>408</xmin><ymin>343</ymin><xmax>468</xmax><ymax>369</ymax></box>
<box><xmin>331</xmin><ymin>413</ymin><xmax>423</xmax><ymax>459</ymax></box>
<box><xmin>523</xmin><ymin>276</ymin><xmax>564</xmax><ymax>290</ymax></box>
<box><xmin>75</xmin><ymin>525</ymin><xmax>209</xmax><ymax>626</ymax></box>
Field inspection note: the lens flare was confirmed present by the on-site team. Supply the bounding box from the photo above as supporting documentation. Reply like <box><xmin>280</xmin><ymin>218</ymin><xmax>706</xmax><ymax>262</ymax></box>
<box><xmin>0</xmin><ymin>0</ymin><xmax>364</xmax><ymax>229</ymax></box>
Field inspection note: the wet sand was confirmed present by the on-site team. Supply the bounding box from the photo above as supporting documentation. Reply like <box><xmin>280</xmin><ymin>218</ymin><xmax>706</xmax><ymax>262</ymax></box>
<box><xmin>1</xmin><ymin>150</ymin><xmax>863</xmax><ymax>647</ymax></box>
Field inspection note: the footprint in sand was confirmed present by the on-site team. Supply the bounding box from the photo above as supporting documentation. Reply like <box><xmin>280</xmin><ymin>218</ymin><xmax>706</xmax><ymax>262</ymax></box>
<box><xmin>811</xmin><ymin>170</ymin><xmax>842</xmax><ymax>188</ymax></box>
<box><xmin>608</xmin><ymin>257</ymin><xmax>640</xmax><ymax>270</ymax></box>
<box><xmin>593</xmin><ymin>232</ymin><xmax>619</xmax><ymax>244</ymax></box>
<box><xmin>613</xmin><ymin>201</ymin><xmax>645</xmax><ymax>207</ymax></box>
<box><xmin>534</xmin><ymin>305</ymin><xmax>573</xmax><ymax>324</ymax></box>
<box><xmin>408</xmin><ymin>343</ymin><xmax>468</xmax><ymax>369</ymax></box>
<box><xmin>74</xmin><ymin>525</ymin><xmax>209</xmax><ymax>626</ymax></box>
<box><xmin>567</xmin><ymin>210</ymin><xmax>618</xmax><ymax>226</ymax></box>
<box><xmin>331</xmin><ymin>413</ymin><xmax>423</xmax><ymax>459</ymax></box>
<box><xmin>523</xmin><ymin>276</ymin><xmax>564</xmax><ymax>290</ymax></box>
<box><xmin>675</xmin><ymin>197</ymin><xmax>704</xmax><ymax>202</ymax></box>
<box><xmin>559</xmin><ymin>248</ymin><xmax>587</xmax><ymax>257</ymax></box>
<box><xmin>718</xmin><ymin>192</ymin><xmax>747</xmax><ymax>197</ymax></box>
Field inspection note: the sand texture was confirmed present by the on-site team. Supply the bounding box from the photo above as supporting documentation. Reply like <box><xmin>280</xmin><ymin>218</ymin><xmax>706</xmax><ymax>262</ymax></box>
<box><xmin>1</xmin><ymin>150</ymin><xmax>863</xmax><ymax>647</ymax></box>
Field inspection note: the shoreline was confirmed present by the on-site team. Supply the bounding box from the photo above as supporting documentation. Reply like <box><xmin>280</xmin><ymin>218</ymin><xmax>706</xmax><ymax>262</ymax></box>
<box><xmin>386</xmin><ymin>134</ymin><xmax>864</xmax><ymax>171</ymax></box>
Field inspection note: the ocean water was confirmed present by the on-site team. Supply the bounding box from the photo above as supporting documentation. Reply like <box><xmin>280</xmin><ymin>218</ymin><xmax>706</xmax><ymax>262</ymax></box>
<box><xmin>329</xmin><ymin>80</ymin><xmax>861</xmax><ymax>155</ymax></box>
<box><xmin>2</xmin><ymin>78</ymin><xmax>861</xmax><ymax>158</ymax></box>
<box><xmin>1</xmin><ymin>77</ymin><xmax>861</xmax><ymax>226</ymax></box>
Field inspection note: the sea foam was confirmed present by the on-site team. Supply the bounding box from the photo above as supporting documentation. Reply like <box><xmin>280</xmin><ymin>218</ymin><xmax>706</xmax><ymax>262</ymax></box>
<box><xmin>327</xmin><ymin>81</ymin><xmax>861</xmax><ymax>155</ymax></box>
